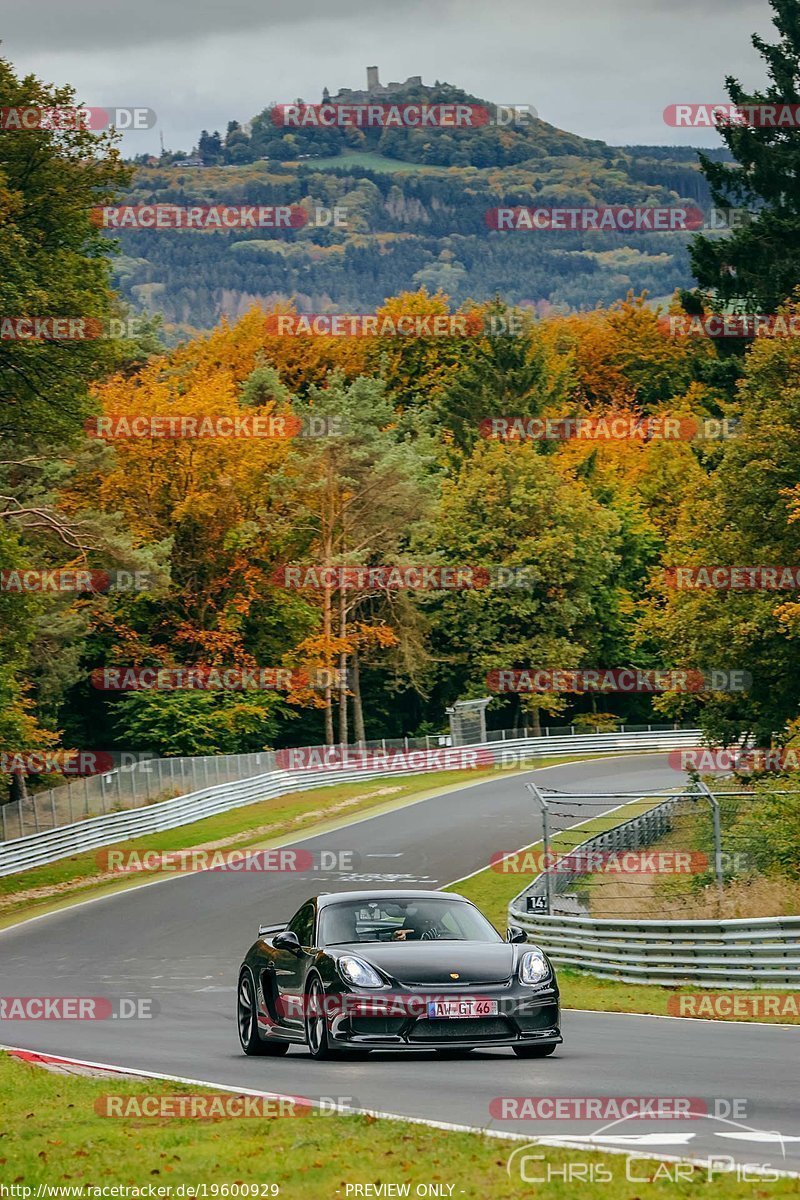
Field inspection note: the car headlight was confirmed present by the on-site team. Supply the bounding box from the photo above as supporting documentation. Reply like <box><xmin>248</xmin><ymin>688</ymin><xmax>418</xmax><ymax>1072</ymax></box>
<box><xmin>519</xmin><ymin>950</ymin><xmax>550</xmax><ymax>985</ymax></box>
<box><xmin>338</xmin><ymin>955</ymin><xmax>384</xmax><ymax>988</ymax></box>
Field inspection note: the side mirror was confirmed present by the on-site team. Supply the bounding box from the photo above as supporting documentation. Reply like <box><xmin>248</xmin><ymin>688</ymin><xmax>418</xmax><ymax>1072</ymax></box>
<box><xmin>273</xmin><ymin>930</ymin><xmax>302</xmax><ymax>953</ymax></box>
<box><xmin>506</xmin><ymin>926</ymin><xmax>527</xmax><ymax>944</ymax></box>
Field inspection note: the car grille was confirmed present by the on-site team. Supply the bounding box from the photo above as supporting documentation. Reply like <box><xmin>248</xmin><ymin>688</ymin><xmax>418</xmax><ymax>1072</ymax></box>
<box><xmin>410</xmin><ymin>1017</ymin><xmax>512</xmax><ymax>1041</ymax></box>
<box><xmin>398</xmin><ymin>979</ymin><xmax>509</xmax><ymax>989</ymax></box>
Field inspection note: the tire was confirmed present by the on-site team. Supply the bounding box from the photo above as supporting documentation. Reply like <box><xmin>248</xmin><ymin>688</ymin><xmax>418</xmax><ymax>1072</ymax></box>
<box><xmin>513</xmin><ymin>1042</ymin><xmax>558</xmax><ymax>1058</ymax></box>
<box><xmin>304</xmin><ymin>975</ymin><xmax>339</xmax><ymax>1060</ymax></box>
<box><xmin>237</xmin><ymin>968</ymin><xmax>290</xmax><ymax>1056</ymax></box>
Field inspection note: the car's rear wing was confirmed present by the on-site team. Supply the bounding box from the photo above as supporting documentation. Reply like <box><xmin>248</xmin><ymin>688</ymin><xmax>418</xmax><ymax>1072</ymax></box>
<box><xmin>258</xmin><ymin>921</ymin><xmax>287</xmax><ymax>937</ymax></box>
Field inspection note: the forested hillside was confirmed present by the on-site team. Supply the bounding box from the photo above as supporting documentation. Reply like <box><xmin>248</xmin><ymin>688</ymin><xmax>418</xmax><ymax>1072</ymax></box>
<box><xmin>112</xmin><ymin>81</ymin><xmax>729</xmax><ymax>336</ymax></box>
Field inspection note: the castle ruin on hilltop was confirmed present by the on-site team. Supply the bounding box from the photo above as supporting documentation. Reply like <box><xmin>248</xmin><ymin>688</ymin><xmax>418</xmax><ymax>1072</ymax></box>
<box><xmin>323</xmin><ymin>67</ymin><xmax>425</xmax><ymax>105</ymax></box>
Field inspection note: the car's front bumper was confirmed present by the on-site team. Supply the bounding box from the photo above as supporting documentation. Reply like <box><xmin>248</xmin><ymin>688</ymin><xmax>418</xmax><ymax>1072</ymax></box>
<box><xmin>325</xmin><ymin>984</ymin><xmax>561</xmax><ymax>1049</ymax></box>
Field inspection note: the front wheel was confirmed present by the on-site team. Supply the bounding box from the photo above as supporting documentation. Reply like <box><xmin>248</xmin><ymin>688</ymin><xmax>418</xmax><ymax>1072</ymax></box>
<box><xmin>304</xmin><ymin>976</ymin><xmax>338</xmax><ymax>1060</ymax></box>
<box><xmin>238</xmin><ymin>969</ymin><xmax>290</xmax><ymax>1056</ymax></box>
<box><xmin>513</xmin><ymin>1041</ymin><xmax>558</xmax><ymax>1058</ymax></box>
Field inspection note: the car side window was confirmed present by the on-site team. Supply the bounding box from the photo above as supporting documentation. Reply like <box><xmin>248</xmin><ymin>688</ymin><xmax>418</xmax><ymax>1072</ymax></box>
<box><xmin>287</xmin><ymin>903</ymin><xmax>315</xmax><ymax>948</ymax></box>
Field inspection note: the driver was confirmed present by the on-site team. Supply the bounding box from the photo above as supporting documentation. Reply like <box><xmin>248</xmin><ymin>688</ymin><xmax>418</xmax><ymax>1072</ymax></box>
<box><xmin>391</xmin><ymin>906</ymin><xmax>439</xmax><ymax>940</ymax></box>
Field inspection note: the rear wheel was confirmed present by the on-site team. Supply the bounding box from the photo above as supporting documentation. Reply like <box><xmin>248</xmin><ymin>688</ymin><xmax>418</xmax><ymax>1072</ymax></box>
<box><xmin>238</xmin><ymin>969</ymin><xmax>289</xmax><ymax>1056</ymax></box>
<box><xmin>513</xmin><ymin>1042</ymin><xmax>557</xmax><ymax>1058</ymax></box>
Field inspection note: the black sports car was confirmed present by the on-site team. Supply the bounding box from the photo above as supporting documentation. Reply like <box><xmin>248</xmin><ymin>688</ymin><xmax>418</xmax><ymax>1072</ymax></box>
<box><xmin>237</xmin><ymin>889</ymin><xmax>561</xmax><ymax>1059</ymax></box>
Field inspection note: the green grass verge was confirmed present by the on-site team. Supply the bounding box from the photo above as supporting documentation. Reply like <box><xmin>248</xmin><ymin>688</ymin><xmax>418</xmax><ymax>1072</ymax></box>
<box><xmin>3</xmin><ymin>1053</ymin><xmax>798</xmax><ymax>1197</ymax></box>
<box><xmin>1</xmin><ymin>757</ymin><xmax>601</xmax><ymax>930</ymax></box>
<box><xmin>558</xmin><ymin>969</ymin><xmax>800</xmax><ymax>1023</ymax></box>
<box><xmin>445</xmin><ymin>795</ymin><xmax>800</xmax><ymax>1025</ymax></box>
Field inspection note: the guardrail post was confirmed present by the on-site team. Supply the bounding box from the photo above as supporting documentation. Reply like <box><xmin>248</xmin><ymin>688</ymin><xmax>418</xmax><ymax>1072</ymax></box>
<box><xmin>695</xmin><ymin>779</ymin><xmax>724</xmax><ymax>895</ymax></box>
<box><xmin>526</xmin><ymin>782</ymin><xmax>551</xmax><ymax>915</ymax></box>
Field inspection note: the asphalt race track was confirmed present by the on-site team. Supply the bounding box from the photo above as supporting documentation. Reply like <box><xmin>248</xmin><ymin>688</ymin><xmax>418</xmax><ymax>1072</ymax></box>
<box><xmin>2</xmin><ymin>753</ymin><xmax>798</xmax><ymax>1176</ymax></box>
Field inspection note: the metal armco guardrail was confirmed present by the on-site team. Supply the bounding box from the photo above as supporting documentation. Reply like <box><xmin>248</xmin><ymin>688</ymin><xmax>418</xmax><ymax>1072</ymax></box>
<box><xmin>0</xmin><ymin>728</ymin><xmax>700</xmax><ymax>876</ymax></box>
<box><xmin>508</xmin><ymin>785</ymin><xmax>800</xmax><ymax>988</ymax></box>
<box><xmin>507</xmin><ymin>910</ymin><xmax>800</xmax><ymax>988</ymax></box>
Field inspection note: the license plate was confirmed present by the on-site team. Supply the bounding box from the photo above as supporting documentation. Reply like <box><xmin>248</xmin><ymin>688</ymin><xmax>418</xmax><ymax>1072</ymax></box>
<box><xmin>427</xmin><ymin>999</ymin><xmax>498</xmax><ymax>1019</ymax></box>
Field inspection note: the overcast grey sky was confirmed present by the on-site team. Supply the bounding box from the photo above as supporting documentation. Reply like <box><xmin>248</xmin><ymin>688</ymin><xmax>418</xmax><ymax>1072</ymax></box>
<box><xmin>2</xmin><ymin>0</ymin><xmax>775</xmax><ymax>154</ymax></box>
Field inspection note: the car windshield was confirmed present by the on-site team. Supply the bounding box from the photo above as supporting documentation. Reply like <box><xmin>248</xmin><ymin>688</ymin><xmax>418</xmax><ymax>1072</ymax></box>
<box><xmin>319</xmin><ymin>898</ymin><xmax>503</xmax><ymax>945</ymax></box>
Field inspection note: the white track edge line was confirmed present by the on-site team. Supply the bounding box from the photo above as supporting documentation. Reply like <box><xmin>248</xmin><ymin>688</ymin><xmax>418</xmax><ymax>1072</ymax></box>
<box><xmin>2</xmin><ymin>1043</ymin><xmax>796</xmax><ymax>1178</ymax></box>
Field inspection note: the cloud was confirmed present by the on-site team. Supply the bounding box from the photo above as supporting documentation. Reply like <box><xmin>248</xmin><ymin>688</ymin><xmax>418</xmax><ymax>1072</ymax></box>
<box><xmin>2</xmin><ymin>0</ymin><xmax>773</xmax><ymax>150</ymax></box>
<box><xmin>1</xmin><ymin>0</ymin><xmax>431</xmax><ymax>52</ymax></box>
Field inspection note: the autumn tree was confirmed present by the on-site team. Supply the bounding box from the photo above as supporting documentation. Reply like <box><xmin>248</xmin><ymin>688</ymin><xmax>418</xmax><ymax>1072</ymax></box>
<box><xmin>0</xmin><ymin>56</ymin><xmax>137</xmax><ymax>787</ymax></box>
<box><xmin>422</xmin><ymin>440</ymin><xmax>622</xmax><ymax>731</ymax></box>
<box><xmin>279</xmin><ymin>374</ymin><xmax>436</xmax><ymax>744</ymax></box>
<box><xmin>642</xmin><ymin>296</ymin><xmax>800</xmax><ymax>743</ymax></box>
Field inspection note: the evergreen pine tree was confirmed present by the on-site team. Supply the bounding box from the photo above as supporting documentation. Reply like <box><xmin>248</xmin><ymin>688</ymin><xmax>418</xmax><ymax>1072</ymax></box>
<box><xmin>690</xmin><ymin>0</ymin><xmax>800</xmax><ymax>312</ymax></box>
